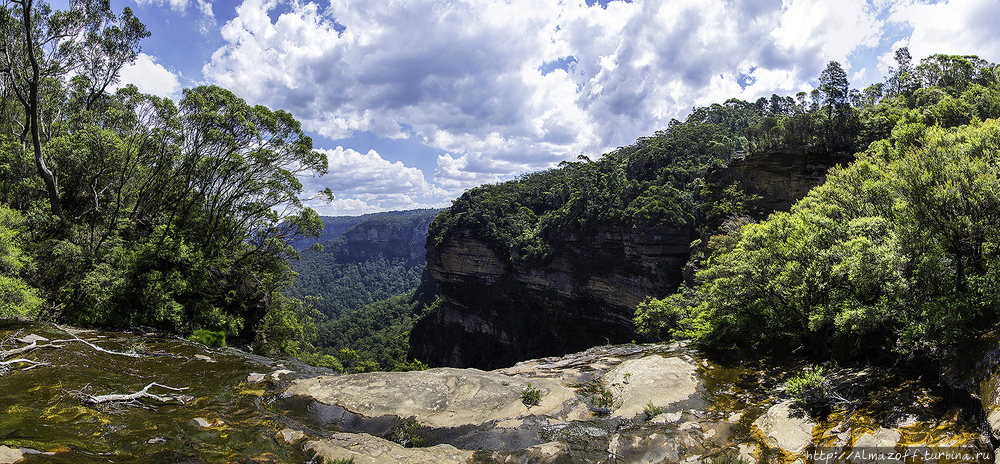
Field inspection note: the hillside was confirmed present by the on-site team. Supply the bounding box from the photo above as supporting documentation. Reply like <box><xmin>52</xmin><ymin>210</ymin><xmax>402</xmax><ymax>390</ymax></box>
<box><xmin>411</xmin><ymin>52</ymin><xmax>1000</xmax><ymax>369</ymax></box>
<box><xmin>284</xmin><ymin>209</ymin><xmax>440</xmax><ymax>370</ymax></box>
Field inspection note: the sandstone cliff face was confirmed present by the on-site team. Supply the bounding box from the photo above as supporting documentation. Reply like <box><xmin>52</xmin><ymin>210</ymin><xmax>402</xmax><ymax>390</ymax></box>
<box><xmin>410</xmin><ymin>148</ymin><xmax>855</xmax><ymax>369</ymax></box>
<box><xmin>338</xmin><ymin>214</ymin><xmax>434</xmax><ymax>262</ymax></box>
<box><xmin>411</xmin><ymin>225</ymin><xmax>693</xmax><ymax>369</ymax></box>
<box><xmin>706</xmin><ymin>147</ymin><xmax>855</xmax><ymax>214</ymax></box>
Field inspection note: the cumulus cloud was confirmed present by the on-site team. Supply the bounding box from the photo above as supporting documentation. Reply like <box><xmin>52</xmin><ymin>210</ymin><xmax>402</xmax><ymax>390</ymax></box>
<box><xmin>116</xmin><ymin>53</ymin><xmax>182</xmax><ymax>98</ymax></box>
<box><xmin>888</xmin><ymin>0</ymin><xmax>1000</xmax><ymax>62</ymax></box>
<box><xmin>298</xmin><ymin>146</ymin><xmax>453</xmax><ymax>214</ymax></box>
<box><xmin>197</xmin><ymin>0</ymin><xmax>1000</xmax><ymax>212</ymax></box>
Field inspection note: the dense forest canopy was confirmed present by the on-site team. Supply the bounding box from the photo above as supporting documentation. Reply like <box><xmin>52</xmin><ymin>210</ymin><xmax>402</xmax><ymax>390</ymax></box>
<box><xmin>1</xmin><ymin>0</ymin><xmax>328</xmax><ymax>353</ymax></box>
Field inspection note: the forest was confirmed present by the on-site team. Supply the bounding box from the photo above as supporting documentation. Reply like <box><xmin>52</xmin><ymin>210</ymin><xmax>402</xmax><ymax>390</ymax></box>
<box><xmin>1</xmin><ymin>0</ymin><xmax>328</xmax><ymax>355</ymax></box>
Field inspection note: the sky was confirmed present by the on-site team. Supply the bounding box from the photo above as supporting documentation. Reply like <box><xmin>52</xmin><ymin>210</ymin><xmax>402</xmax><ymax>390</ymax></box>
<box><xmin>86</xmin><ymin>0</ymin><xmax>1000</xmax><ymax>216</ymax></box>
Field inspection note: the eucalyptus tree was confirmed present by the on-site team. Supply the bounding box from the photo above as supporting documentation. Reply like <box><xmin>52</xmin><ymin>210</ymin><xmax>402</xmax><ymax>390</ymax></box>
<box><xmin>0</xmin><ymin>0</ymin><xmax>147</xmax><ymax>218</ymax></box>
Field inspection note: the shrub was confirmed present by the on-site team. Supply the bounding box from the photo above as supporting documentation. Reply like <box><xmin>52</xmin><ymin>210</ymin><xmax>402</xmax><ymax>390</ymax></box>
<box><xmin>189</xmin><ymin>329</ymin><xmax>226</xmax><ymax>347</ymax></box>
<box><xmin>521</xmin><ymin>383</ymin><xmax>542</xmax><ymax>408</ymax></box>
<box><xmin>644</xmin><ymin>401</ymin><xmax>664</xmax><ymax>417</ymax></box>
<box><xmin>785</xmin><ymin>366</ymin><xmax>828</xmax><ymax>406</ymax></box>
<box><xmin>0</xmin><ymin>205</ymin><xmax>42</xmax><ymax>319</ymax></box>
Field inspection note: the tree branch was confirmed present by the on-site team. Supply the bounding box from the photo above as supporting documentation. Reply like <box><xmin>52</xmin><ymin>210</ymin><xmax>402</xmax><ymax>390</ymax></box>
<box><xmin>83</xmin><ymin>382</ymin><xmax>190</xmax><ymax>404</ymax></box>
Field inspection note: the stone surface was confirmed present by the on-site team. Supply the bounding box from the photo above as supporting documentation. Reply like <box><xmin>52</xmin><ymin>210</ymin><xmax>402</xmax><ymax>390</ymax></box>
<box><xmin>16</xmin><ymin>334</ymin><xmax>47</xmax><ymax>344</ymax></box>
<box><xmin>306</xmin><ymin>433</ymin><xmax>474</xmax><ymax>464</ymax></box>
<box><xmin>602</xmin><ymin>355</ymin><xmax>698</xmax><ymax>418</ymax></box>
<box><xmin>852</xmin><ymin>427</ymin><xmax>901</xmax><ymax>449</ymax></box>
<box><xmin>247</xmin><ymin>372</ymin><xmax>266</xmax><ymax>383</ymax></box>
<box><xmin>753</xmin><ymin>400</ymin><xmax>816</xmax><ymax>454</ymax></box>
<box><xmin>277</xmin><ymin>428</ymin><xmax>305</xmax><ymax>444</ymax></box>
<box><xmin>190</xmin><ymin>417</ymin><xmax>212</xmax><ymax>429</ymax></box>
<box><xmin>0</xmin><ymin>446</ymin><xmax>22</xmax><ymax>464</ymax></box>
<box><xmin>284</xmin><ymin>367</ymin><xmax>575</xmax><ymax>428</ymax></box>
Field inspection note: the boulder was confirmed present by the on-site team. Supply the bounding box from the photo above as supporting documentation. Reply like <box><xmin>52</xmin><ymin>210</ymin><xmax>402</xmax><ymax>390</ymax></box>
<box><xmin>753</xmin><ymin>400</ymin><xmax>816</xmax><ymax>454</ymax></box>
<box><xmin>601</xmin><ymin>355</ymin><xmax>698</xmax><ymax>418</ymax></box>
<box><xmin>306</xmin><ymin>433</ymin><xmax>473</xmax><ymax>464</ymax></box>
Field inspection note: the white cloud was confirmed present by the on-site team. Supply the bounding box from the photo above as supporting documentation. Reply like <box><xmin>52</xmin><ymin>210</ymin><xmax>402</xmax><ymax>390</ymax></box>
<box><xmin>888</xmin><ymin>0</ymin><xmax>1000</xmax><ymax>63</ymax></box>
<box><xmin>317</xmin><ymin>146</ymin><xmax>449</xmax><ymax>197</ymax></box>
<box><xmin>194</xmin><ymin>0</ymin><xmax>1000</xmax><ymax>213</ymax></box>
<box><xmin>116</xmin><ymin>53</ymin><xmax>182</xmax><ymax>98</ymax></box>
<box><xmin>298</xmin><ymin>146</ymin><xmax>453</xmax><ymax>214</ymax></box>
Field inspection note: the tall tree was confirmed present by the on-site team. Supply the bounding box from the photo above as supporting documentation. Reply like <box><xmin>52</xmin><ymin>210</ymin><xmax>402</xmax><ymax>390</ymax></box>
<box><xmin>818</xmin><ymin>61</ymin><xmax>853</xmax><ymax>150</ymax></box>
<box><xmin>0</xmin><ymin>0</ymin><xmax>146</xmax><ymax>218</ymax></box>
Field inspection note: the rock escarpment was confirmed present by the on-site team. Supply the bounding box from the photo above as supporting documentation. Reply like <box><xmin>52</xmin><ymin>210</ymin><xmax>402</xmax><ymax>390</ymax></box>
<box><xmin>707</xmin><ymin>147</ymin><xmax>855</xmax><ymax>214</ymax></box>
<box><xmin>338</xmin><ymin>213</ymin><xmax>435</xmax><ymax>262</ymax></box>
<box><xmin>410</xmin><ymin>148</ymin><xmax>855</xmax><ymax>369</ymax></box>
<box><xmin>411</xmin><ymin>226</ymin><xmax>692</xmax><ymax>369</ymax></box>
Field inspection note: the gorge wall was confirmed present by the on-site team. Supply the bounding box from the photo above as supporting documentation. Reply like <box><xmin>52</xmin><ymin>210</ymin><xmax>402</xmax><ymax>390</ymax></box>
<box><xmin>409</xmin><ymin>148</ymin><xmax>855</xmax><ymax>369</ymax></box>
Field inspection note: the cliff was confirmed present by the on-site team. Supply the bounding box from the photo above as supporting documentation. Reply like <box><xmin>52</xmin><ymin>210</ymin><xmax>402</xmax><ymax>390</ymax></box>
<box><xmin>338</xmin><ymin>213</ymin><xmax>435</xmax><ymax>262</ymax></box>
<box><xmin>706</xmin><ymin>146</ymin><xmax>855</xmax><ymax>214</ymax></box>
<box><xmin>410</xmin><ymin>148</ymin><xmax>855</xmax><ymax>369</ymax></box>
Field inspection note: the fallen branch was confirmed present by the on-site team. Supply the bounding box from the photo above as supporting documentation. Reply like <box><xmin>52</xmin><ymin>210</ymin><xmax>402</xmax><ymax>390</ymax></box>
<box><xmin>0</xmin><ymin>340</ymin><xmax>43</xmax><ymax>358</ymax></box>
<box><xmin>84</xmin><ymin>382</ymin><xmax>190</xmax><ymax>405</ymax></box>
<box><xmin>0</xmin><ymin>358</ymin><xmax>50</xmax><ymax>370</ymax></box>
<box><xmin>46</xmin><ymin>338</ymin><xmax>140</xmax><ymax>358</ymax></box>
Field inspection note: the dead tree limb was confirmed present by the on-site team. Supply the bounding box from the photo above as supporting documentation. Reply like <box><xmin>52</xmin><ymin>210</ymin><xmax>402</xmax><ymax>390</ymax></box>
<box><xmin>83</xmin><ymin>382</ymin><xmax>190</xmax><ymax>405</ymax></box>
<box><xmin>0</xmin><ymin>358</ymin><xmax>50</xmax><ymax>370</ymax></box>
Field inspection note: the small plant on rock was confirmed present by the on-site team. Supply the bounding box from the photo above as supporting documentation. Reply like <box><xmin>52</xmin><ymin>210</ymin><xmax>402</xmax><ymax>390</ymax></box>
<box><xmin>521</xmin><ymin>383</ymin><xmax>542</xmax><ymax>408</ymax></box>
<box><xmin>785</xmin><ymin>365</ymin><xmax>828</xmax><ymax>406</ymax></box>
<box><xmin>644</xmin><ymin>401</ymin><xmax>664</xmax><ymax>418</ymax></box>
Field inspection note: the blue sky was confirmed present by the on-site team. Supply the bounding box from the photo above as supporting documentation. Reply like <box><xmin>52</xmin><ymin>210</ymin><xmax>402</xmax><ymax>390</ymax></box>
<box><xmin>89</xmin><ymin>0</ymin><xmax>1000</xmax><ymax>215</ymax></box>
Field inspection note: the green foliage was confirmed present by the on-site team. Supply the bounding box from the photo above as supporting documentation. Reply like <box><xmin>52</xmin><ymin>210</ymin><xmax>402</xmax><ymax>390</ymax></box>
<box><xmin>785</xmin><ymin>366</ymin><xmax>828</xmax><ymax>406</ymax></box>
<box><xmin>189</xmin><ymin>329</ymin><xmax>226</xmax><ymax>347</ymax></box>
<box><xmin>521</xmin><ymin>383</ymin><xmax>542</xmax><ymax>408</ymax></box>
<box><xmin>325</xmin><ymin>459</ymin><xmax>355</xmax><ymax>464</ymax></box>
<box><xmin>286</xmin><ymin>210</ymin><xmax>436</xmax><ymax>319</ymax></box>
<box><xmin>254</xmin><ymin>294</ymin><xmax>319</xmax><ymax>357</ymax></box>
<box><xmin>312</xmin><ymin>278</ymin><xmax>440</xmax><ymax>372</ymax></box>
<box><xmin>637</xmin><ymin>120</ymin><xmax>1000</xmax><ymax>359</ymax></box>
<box><xmin>643</xmin><ymin>401</ymin><xmax>664</xmax><ymax>418</ymax></box>
<box><xmin>383</xmin><ymin>417</ymin><xmax>425</xmax><ymax>448</ymax></box>
<box><xmin>0</xmin><ymin>205</ymin><xmax>42</xmax><ymax>319</ymax></box>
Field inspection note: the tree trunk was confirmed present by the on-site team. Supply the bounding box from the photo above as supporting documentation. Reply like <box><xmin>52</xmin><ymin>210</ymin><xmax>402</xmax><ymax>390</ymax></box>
<box><xmin>19</xmin><ymin>0</ymin><xmax>63</xmax><ymax>219</ymax></box>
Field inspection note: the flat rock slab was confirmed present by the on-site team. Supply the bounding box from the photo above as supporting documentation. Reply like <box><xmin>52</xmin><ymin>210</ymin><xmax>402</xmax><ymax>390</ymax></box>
<box><xmin>306</xmin><ymin>433</ymin><xmax>474</xmax><ymax>464</ymax></box>
<box><xmin>753</xmin><ymin>400</ymin><xmax>816</xmax><ymax>454</ymax></box>
<box><xmin>284</xmin><ymin>367</ymin><xmax>575</xmax><ymax>428</ymax></box>
<box><xmin>603</xmin><ymin>355</ymin><xmax>699</xmax><ymax>418</ymax></box>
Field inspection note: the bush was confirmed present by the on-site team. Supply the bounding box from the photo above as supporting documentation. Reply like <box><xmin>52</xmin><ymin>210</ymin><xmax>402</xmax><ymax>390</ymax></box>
<box><xmin>636</xmin><ymin>120</ymin><xmax>1000</xmax><ymax>359</ymax></box>
<box><xmin>785</xmin><ymin>366</ymin><xmax>828</xmax><ymax>406</ymax></box>
<box><xmin>521</xmin><ymin>383</ymin><xmax>542</xmax><ymax>408</ymax></box>
<box><xmin>189</xmin><ymin>329</ymin><xmax>226</xmax><ymax>347</ymax></box>
<box><xmin>0</xmin><ymin>205</ymin><xmax>42</xmax><ymax>319</ymax></box>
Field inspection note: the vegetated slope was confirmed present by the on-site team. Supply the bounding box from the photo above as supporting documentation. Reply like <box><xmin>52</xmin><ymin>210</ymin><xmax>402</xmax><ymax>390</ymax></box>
<box><xmin>635</xmin><ymin>53</ymin><xmax>1000</xmax><ymax>361</ymax></box>
<box><xmin>284</xmin><ymin>209</ymin><xmax>440</xmax><ymax>371</ymax></box>
<box><xmin>412</xmin><ymin>52</ymin><xmax>1000</xmax><ymax>369</ymax></box>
